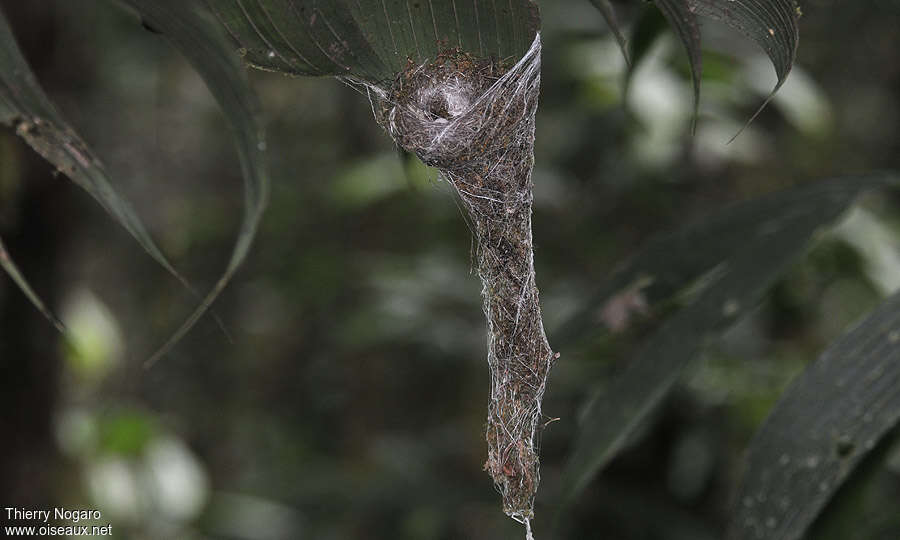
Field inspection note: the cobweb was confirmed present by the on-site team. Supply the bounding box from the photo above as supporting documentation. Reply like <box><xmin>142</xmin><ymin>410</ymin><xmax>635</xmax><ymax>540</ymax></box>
<box><xmin>352</xmin><ymin>34</ymin><xmax>555</xmax><ymax>535</ymax></box>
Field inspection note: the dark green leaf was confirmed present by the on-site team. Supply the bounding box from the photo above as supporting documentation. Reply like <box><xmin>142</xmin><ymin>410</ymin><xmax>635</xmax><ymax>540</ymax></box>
<box><xmin>555</xmin><ymin>179</ymin><xmax>891</xmax><ymax>346</ymax></box>
<box><xmin>207</xmin><ymin>0</ymin><xmax>541</xmax><ymax>82</ymax></box>
<box><xmin>653</xmin><ymin>0</ymin><xmax>702</xmax><ymax>123</ymax></box>
<box><xmin>556</xmin><ymin>173</ymin><xmax>900</xmax><ymax>513</ymax></box>
<box><xmin>589</xmin><ymin>0</ymin><xmax>631</xmax><ymax>66</ymax></box>
<box><xmin>0</xmin><ymin>5</ymin><xmax>188</xmax><ymax>331</ymax></box>
<box><xmin>728</xmin><ymin>293</ymin><xmax>900</xmax><ymax>540</ymax></box>
<box><xmin>628</xmin><ymin>3</ymin><xmax>669</xmax><ymax>76</ymax></box>
<box><xmin>804</xmin><ymin>427</ymin><xmax>900</xmax><ymax>540</ymax></box>
<box><xmin>691</xmin><ymin>0</ymin><xmax>799</xmax><ymax>93</ymax></box>
<box><xmin>617</xmin><ymin>0</ymin><xmax>800</xmax><ymax>131</ymax></box>
<box><xmin>0</xmin><ymin>236</ymin><xmax>65</xmax><ymax>333</ymax></box>
<box><xmin>120</xmin><ymin>0</ymin><xmax>269</xmax><ymax>365</ymax></box>
<box><xmin>691</xmin><ymin>0</ymin><xmax>800</xmax><ymax>139</ymax></box>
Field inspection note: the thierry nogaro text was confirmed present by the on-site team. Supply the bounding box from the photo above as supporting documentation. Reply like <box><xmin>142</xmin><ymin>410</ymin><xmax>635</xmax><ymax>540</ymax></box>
<box><xmin>5</xmin><ymin>507</ymin><xmax>101</xmax><ymax>523</ymax></box>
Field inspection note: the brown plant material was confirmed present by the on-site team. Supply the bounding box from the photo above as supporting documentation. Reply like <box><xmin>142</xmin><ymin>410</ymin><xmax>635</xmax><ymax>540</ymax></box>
<box><xmin>364</xmin><ymin>35</ymin><xmax>554</xmax><ymax>529</ymax></box>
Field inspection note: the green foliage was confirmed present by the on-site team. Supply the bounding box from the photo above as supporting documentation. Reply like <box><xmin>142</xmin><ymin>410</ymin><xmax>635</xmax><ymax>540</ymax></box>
<box><xmin>0</xmin><ymin>235</ymin><xmax>64</xmax><ymax>332</ymax></box>
<box><xmin>1</xmin><ymin>1</ymin><xmax>899</xmax><ymax>539</ymax></box>
<box><xmin>729</xmin><ymin>290</ymin><xmax>900</xmax><ymax>540</ymax></box>
<box><xmin>651</xmin><ymin>0</ymin><xmax>703</xmax><ymax>119</ymax></box>
<box><xmin>557</xmin><ymin>174</ymin><xmax>900</xmax><ymax>531</ymax></box>
<box><xmin>0</xmin><ymin>0</ymin><xmax>267</xmax><ymax>363</ymax></box>
<box><xmin>208</xmin><ymin>0</ymin><xmax>541</xmax><ymax>82</ymax></box>
<box><xmin>596</xmin><ymin>0</ymin><xmax>800</xmax><ymax>130</ymax></box>
<box><xmin>122</xmin><ymin>0</ymin><xmax>269</xmax><ymax>364</ymax></box>
<box><xmin>589</xmin><ymin>0</ymin><xmax>631</xmax><ymax>66</ymax></box>
<box><xmin>0</xmin><ymin>6</ymin><xmax>188</xmax><ymax>331</ymax></box>
<box><xmin>98</xmin><ymin>408</ymin><xmax>157</xmax><ymax>456</ymax></box>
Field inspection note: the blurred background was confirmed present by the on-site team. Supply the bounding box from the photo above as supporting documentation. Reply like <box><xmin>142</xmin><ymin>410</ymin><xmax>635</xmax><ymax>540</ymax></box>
<box><xmin>1</xmin><ymin>0</ymin><xmax>900</xmax><ymax>538</ymax></box>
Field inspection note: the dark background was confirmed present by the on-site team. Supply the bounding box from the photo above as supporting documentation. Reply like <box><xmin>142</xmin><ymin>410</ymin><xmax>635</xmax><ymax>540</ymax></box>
<box><xmin>1</xmin><ymin>0</ymin><xmax>899</xmax><ymax>538</ymax></box>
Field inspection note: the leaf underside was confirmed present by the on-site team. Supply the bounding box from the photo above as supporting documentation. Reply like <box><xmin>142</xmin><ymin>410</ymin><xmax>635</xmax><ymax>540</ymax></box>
<box><xmin>557</xmin><ymin>173</ymin><xmax>900</xmax><ymax>515</ymax></box>
<box><xmin>590</xmin><ymin>0</ymin><xmax>800</xmax><ymax>127</ymax></box>
<box><xmin>121</xmin><ymin>0</ymin><xmax>269</xmax><ymax>366</ymax></box>
<box><xmin>206</xmin><ymin>0</ymin><xmax>541</xmax><ymax>83</ymax></box>
<box><xmin>728</xmin><ymin>290</ymin><xmax>900</xmax><ymax>540</ymax></box>
<box><xmin>0</xmin><ymin>5</ymin><xmax>188</xmax><ymax>333</ymax></box>
<box><xmin>690</xmin><ymin>0</ymin><xmax>800</xmax><ymax>136</ymax></box>
<box><xmin>690</xmin><ymin>0</ymin><xmax>798</xmax><ymax>87</ymax></box>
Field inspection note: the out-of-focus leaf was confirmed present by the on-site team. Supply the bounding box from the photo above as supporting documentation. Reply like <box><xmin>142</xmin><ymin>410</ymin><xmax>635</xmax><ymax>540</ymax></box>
<box><xmin>652</xmin><ymin>0</ymin><xmax>702</xmax><ymax>122</ymax></box>
<box><xmin>589</xmin><ymin>0</ymin><xmax>631</xmax><ymax>66</ymax></box>
<box><xmin>120</xmin><ymin>0</ymin><xmax>270</xmax><ymax>365</ymax></box>
<box><xmin>620</xmin><ymin>3</ymin><xmax>673</xmax><ymax>119</ymax></box>
<box><xmin>98</xmin><ymin>408</ymin><xmax>157</xmax><ymax>456</ymax></box>
<box><xmin>556</xmin><ymin>173</ymin><xmax>900</xmax><ymax>513</ymax></box>
<box><xmin>628</xmin><ymin>3</ymin><xmax>669</xmax><ymax>76</ymax></box>
<box><xmin>804</xmin><ymin>428</ymin><xmax>900</xmax><ymax>540</ymax></box>
<box><xmin>0</xmin><ymin>235</ymin><xmax>65</xmax><ymax>333</ymax></box>
<box><xmin>556</xmin><ymin>178</ymin><xmax>894</xmax><ymax>345</ymax></box>
<box><xmin>0</xmin><ymin>5</ymin><xmax>188</xmax><ymax>330</ymax></box>
<box><xmin>728</xmin><ymin>293</ymin><xmax>900</xmax><ymax>540</ymax></box>
<box><xmin>207</xmin><ymin>0</ymin><xmax>541</xmax><ymax>82</ymax></box>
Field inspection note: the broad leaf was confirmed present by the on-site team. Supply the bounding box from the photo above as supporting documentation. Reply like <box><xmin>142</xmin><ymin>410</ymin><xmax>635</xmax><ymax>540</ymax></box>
<box><xmin>690</xmin><ymin>0</ymin><xmax>800</xmax><ymax>137</ymax></box>
<box><xmin>0</xmin><ymin>5</ymin><xmax>188</xmax><ymax>330</ymax></box>
<box><xmin>804</xmin><ymin>427</ymin><xmax>900</xmax><ymax>540</ymax></box>
<box><xmin>555</xmin><ymin>178</ymin><xmax>893</xmax><ymax>346</ymax></box>
<box><xmin>121</xmin><ymin>0</ymin><xmax>270</xmax><ymax>365</ymax></box>
<box><xmin>589</xmin><ymin>0</ymin><xmax>800</xmax><ymax>128</ymax></box>
<box><xmin>556</xmin><ymin>174</ymin><xmax>900</xmax><ymax>513</ymax></box>
<box><xmin>728</xmin><ymin>292</ymin><xmax>900</xmax><ymax>540</ymax></box>
<box><xmin>690</xmin><ymin>0</ymin><xmax>799</xmax><ymax>93</ymax></box>
<box><xmin>207</xmin><ymin>0</ymin><xmax>541</xmax><ymax>82</ymax></box>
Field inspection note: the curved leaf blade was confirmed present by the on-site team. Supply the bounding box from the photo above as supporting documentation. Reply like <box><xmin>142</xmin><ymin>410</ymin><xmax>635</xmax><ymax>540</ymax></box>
<box><xmin>589</xmin><ymin>0</ymin><xmax>631</xmax><ymax>66</ymax></box>
<box><xmin>619</xmin><ymin>0</ymin><xmax>799</xmax><ymax>131</ymax></box>
<box><xmin>0</xmin><ymin>5</ymin><xmax>189</xmax><ymax>329</ymax></box>
<box><xmin>728</xmin><ymin>292</ymin><xmax>900</xmax><ymax>540</ymax></box>
<box><xmin>121</xmin><ymin>0</ymin><xmax>269</xmax><ymax>365</ymax></box>
<box><xmin>690</xmin><ymin>0</ymin><xmax>800</xmax><ymax>138</ymax></box>
<box><xmin>207</xmin><ymin>0</ymin><xmax>541</xmax><ymax>82</ymax></box>
<box><xmin>628</xmin><ymin>3</ymin><xmax>670</xmax><ymax>76</ymax></box>
<box><xmin>653</xmin><ymin>0</ymin><xmax>702</xmax><ymax>123</ymax></box>
<box><xmin>556</xmin><ymin>174</ymin><xmax>900</xmax><ymax>513</ymax></box>
<box><xmin>0</xmin><ymin>236</ymin><xmax>66</xmax><ymax>333</ymax></box>
<box><xmin>691</xmin><ymin>0</ymin><xmax>799</xmax><ymax>92</ymax></box>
